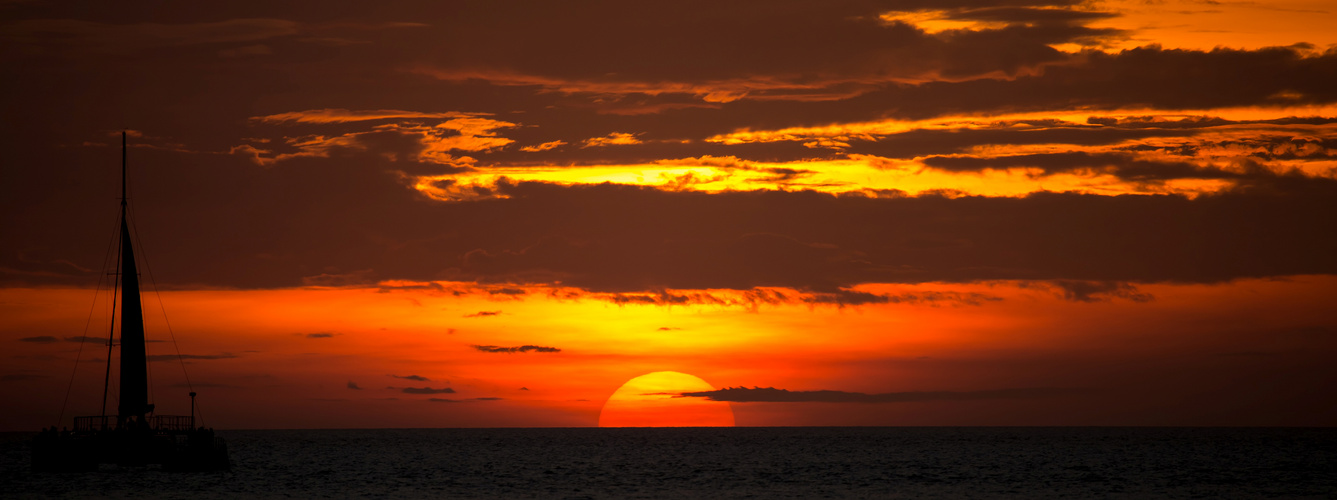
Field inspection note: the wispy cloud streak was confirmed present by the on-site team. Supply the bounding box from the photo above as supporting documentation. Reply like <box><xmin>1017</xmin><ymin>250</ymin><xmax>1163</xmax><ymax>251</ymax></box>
<box><xmin>680</xmin><ymin>386</ymin><xmax>1082</xmax><ymax>403</ymax></box>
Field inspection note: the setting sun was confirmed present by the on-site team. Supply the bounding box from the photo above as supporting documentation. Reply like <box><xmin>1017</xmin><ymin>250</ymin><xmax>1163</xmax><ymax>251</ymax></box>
<box><xmin>598</xmin><ymin>372</ymin><xmax>735</xmax><ymax>427</ymax></box>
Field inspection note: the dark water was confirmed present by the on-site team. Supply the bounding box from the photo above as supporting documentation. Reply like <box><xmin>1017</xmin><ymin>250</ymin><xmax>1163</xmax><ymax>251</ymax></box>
<box><xmin>3</xmin><ymin>428</ymin><xmax>1335</xmax><ymax>498</ymax></box>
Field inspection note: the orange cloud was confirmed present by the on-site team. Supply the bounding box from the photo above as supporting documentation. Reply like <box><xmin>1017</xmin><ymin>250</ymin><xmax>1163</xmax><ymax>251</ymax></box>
<box><xmin>582</xmin><ymin>132</ymin><xmax>642</xmax><ymax>148</ymax></box>
<box><xmin>253</xmin><ymin>108</ymin><xmax>473</xmax><ymax>124</ymax></box>
<box><xmin>411</xmin><ymin>66</ymin><xmax>859</xmax><ymax>104</ymax></box>
<box><xmin>236</xmin><ymin>111</ymin><xmax>516</xmax><ymax>165</ymax></box>
<box><xmin>879</xmin><ymin>10</ymin><xmax>1007</xmax><ymax>34</ymax></box>
<box><xmin>2</xmin><ymin>18</ymin><xmax>299</xmax><ymax>54</ymax></box>
<box><xmin>520</xmin><ymin>140</ymin><xmax>567</xmax><ymax>152</ymax></box>
<box><xmin>414</xmin><ymin>118</ymin><xmax>517</xmax><ymax>160</ymax></box>
<box><xmin>230</xmin><ymin>133</ymin><xmax>365</xmax><ymax>166</ymax></box>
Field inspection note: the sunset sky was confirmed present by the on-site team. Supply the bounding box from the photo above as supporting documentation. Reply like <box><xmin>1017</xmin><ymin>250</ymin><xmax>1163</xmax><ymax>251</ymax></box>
<box><xmin>2</xmin><ymin>1</ymin><xmax>1335</xmax><ymax>430</ymax></box>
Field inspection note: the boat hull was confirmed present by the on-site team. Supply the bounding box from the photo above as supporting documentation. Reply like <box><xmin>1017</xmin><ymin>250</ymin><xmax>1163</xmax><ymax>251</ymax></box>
<box><xmin>31</xmin><ymin>429</ymin><xmax>230</xmax><ymax>472</ymax></box>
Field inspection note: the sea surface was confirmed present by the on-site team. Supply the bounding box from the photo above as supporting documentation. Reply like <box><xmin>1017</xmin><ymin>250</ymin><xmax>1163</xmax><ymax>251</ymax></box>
<box><xmin>2</xmin><ymin>427</ymin><xmax>1335</xmax><ymax>499</ymax></box>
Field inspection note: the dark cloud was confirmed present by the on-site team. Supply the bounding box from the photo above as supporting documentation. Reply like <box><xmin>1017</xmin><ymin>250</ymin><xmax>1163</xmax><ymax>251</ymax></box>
<box><xmin>876</xmin><ymin>0</ymin><xmax>1087</xmax><ymax>9</ymax></box>
<box><xmin>171</xmin><ymin>382</ymin><xmax>235</xmax><ymax>388</ymax></box>
<box><xmin>919</xmin><ymin>151</ymin><xmax>1248</xmax><ymax>182</ymax></box>
<box><xmin>596</xmin><ymin>288</ymin><xmax>1000</xmax><ymax>308</ymax></box>
<box><xmin>940</xmin><ymin>6</ymin><xmax>1116</xmax><ymax>23</ymax></box>
<box><xmin>31</xmin><ymin>336</ymin><xmax>161</xmax><ymax>345</ymax></box>
<box><xmin>464</xmin><ymin>310</ymin><xmax>501</xmax><ymax>318</ymax></box>
<box><xmin>63</xmin><ymin>336</ymin><xmax>108</xmax><ymax>344</ymax></box>
<box><xmin>1039</xmin><ymin>280</ymin><xmax>1154</xmax><ymax>303</ymax></box>
<box><xmin>561</xmin><ymin>46</ymin><xmax>1337</xmax><ymax>145</ymax></box>
<box><xmin>389</xmin><ymin>374</ymin><xmax>429</xmax><ymax>381</ymax></box>
<box><xmin>1</xmin><ymin>18</ymin><xmax>301</xmax><ymax>56</ymax></box>
<box><xmin>601</xmin><ymin>289</ymin><xmax>783</xmax><ymax>307</ymax></box>
<box><xmin>347</xmin><ymin>381</ymin><xmax>362</xmax><ymax>390</ymax></box>
<box><xmin>472</xmin><ymin>345</ymin><xmax>562</xmax><ymax>354</ymax></box>
<box><xmin>803</xmin><ymin>290</ymin><xmax>1002</xmax><ymax>307</ymax></box>
<box><xmin>680</xmin><ymin>386</ymin><xmax>1081</xmax><ymax>402</ymax></box>
<box><xmin>18</xmin><ymin>336</ymin><xmax>58</xmax><ymax>343</ymax></box>
<box><xmin>401</xmin><ymin>386</ymin><xmax>455</xmax><ymax>394</ymax></box>
<box><xmin>447</xmin><ymin>179</ymin><xmax>1337</xmax><ymax>291</ymax></box>
<box><xmin>851</xmin><ymin>45</ymin><xmax>1337</xmax><ymax>122</ymax></box>
<box><xmin>146</xmin><ymin>353</ymin><xmax>238</xmax><ymax>362</ymax></box>
<box><xmin>305</xmin><ymin>332</ymin><xmax>336</xmax><ymax>338</ymax></box>
<box><xmin>426</xmin><ymin>396</ymin><xmax>500</xmax><ymax>402</ymax></box>
<box><xmin>407</xmin><ymin>1</ymin><xmax>1116</xmax><ymax>93</ymax></box>
<box><xmin>451</xmin><ymin>47</ymin><xmax>1337</xmax><ymax>151</ymax></box>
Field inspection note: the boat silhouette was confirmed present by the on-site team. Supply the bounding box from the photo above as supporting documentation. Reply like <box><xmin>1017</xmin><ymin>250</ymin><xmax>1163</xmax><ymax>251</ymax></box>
<box><xmin>31</xmin><ymin>132</ymin><xmax>230</xmax><ymax>472</ymax></box>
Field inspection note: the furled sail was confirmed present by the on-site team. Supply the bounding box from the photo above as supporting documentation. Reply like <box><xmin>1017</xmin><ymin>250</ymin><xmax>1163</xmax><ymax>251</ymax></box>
<box><xmin>116</xmin><ymin>216</ymin><xmax>150</xmax><ymax>420</ymax></box>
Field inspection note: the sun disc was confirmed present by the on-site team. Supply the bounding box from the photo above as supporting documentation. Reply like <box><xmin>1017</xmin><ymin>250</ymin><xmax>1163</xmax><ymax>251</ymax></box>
<box><xmin>598</xmin><ymin>371</ymin><xmax>735</xmax><ymax>427</ymax></box>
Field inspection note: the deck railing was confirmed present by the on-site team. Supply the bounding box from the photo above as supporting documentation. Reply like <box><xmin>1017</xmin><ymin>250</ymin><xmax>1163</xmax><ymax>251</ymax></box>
<box><xmin>72</xmin><ymin>415</ymin><xmax>114</xmax><ymax>432</ymax></box>
<box><xmin>150</xmin><ymin>415</ymin><xmax>195</xmax><ymax>432</ymax></box>
<box><xmin>70</xmin><ymin>415</ymin><xmax>195</xmax><ymax>433</ymax></box>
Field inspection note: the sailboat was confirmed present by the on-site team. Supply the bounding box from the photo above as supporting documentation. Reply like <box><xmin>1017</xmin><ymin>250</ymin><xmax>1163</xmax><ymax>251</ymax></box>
<box><xmin>31</xmin><ymin>132</ymin><xmax>230</xmax><ymax>472</ymax></box>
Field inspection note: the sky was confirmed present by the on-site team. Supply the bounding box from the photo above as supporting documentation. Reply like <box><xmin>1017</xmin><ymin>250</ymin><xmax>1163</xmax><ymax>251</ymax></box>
<box><xmin>2</xmin><ymin>0</ymin><xmax>1336</xmax><ymax>430</ymax></box>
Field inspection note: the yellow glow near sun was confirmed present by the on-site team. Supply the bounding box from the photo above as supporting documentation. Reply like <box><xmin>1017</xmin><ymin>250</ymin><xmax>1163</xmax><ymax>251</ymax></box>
<box><xmin>404</xmin><ymin>105</ymin><xmax>1337</xmax><ymax>203</ymax></box>
<box><xmin>598</xmin><ymin>371</ymin><xmax>735</xmax><ymax>427</ymax></box>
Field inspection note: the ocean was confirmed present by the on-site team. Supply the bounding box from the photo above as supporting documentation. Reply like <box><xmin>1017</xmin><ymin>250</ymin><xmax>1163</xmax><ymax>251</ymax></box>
<box><xmin>2</xmin><ymin>427</ymin><xmax>1334</xmax><ymax>498</ymax></box>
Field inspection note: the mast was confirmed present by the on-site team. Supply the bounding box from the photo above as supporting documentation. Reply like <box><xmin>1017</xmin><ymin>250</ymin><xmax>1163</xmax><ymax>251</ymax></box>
<box><xmin>116</xmin><ymin>131</ymin><xmax>151</xmax><ymax>423</ymax></box>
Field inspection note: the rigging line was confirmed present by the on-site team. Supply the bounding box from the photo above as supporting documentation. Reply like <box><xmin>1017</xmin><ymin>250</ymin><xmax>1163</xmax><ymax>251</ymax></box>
<box><xmin>105</xmin><ymin>130</ymin><xmax>129</xmax><ymax>423</ymax></box>
<box><xmin>101</xmin><ymin>213</ymin><xmax>124</xmax><ymax>420</ymax></box>
<box><xmin>57</xmin><ymin>211</ymin><xmax>122</xmax><ymax>427</ymax></box>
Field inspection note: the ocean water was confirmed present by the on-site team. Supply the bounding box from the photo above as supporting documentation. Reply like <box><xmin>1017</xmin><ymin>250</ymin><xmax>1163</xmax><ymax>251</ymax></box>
<box><xmin>2</xmin><ymin>427</ymin><xmax>1335</xmax><ymax>499</ymax></box>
